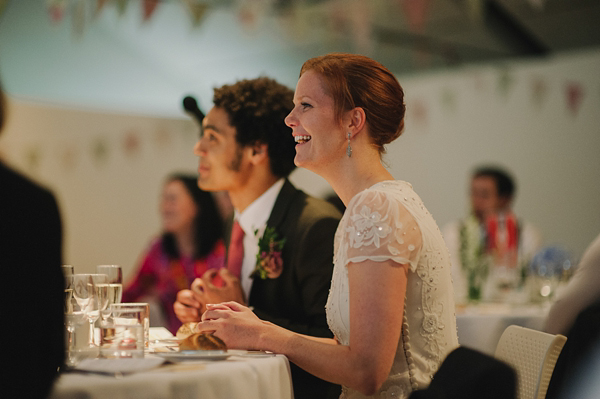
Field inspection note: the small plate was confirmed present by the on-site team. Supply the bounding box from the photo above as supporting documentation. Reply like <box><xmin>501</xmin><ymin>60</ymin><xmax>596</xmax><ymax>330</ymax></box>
<box><xmin>155</xmin><ymin>350</ymin><xmax>230</xmax><ymax>361</ymax></box>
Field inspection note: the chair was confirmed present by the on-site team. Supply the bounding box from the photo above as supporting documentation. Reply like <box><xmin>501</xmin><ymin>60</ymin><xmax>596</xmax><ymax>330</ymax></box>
<box><xmin>494</xmin><ymin>325</ymin><xmax>567</xmax><ymax>399</ymax></box>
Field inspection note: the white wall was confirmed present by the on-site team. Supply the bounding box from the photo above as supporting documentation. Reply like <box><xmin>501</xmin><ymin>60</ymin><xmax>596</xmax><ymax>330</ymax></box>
<box><xmin>1</xmin><ymin>48</ymin><xmax>599</xmax><ymax>281</ymax></box>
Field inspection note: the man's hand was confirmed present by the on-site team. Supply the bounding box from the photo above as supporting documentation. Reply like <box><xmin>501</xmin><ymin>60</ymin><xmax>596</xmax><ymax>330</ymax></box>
<box><xmin>192</xmin><ymin>268</ymin><xmax>246</xmax><ymax>307</ymax></box>
<box><xmin>173</xmin><ymin>288</ymin><xmax>202</xmax><ymax>323</ymax></box>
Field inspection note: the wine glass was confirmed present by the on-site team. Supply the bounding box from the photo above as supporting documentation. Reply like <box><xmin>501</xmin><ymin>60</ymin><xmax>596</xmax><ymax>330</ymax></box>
<box><xmin>62</xmin><ymin>264</ymin><xmax>74</xmax><ymax>277</ymax></box>
<box><xmin>72</xmin><ymin>274</ymin><xmax>108</xmax><ymax>347</ymax></box>
<box><xmin>64</xmin><ymin>275</ymin><xmax>85</xmax><ymax>366</ymax></box>
<box><xmin>96</xmin><ymin>265</ymin><xmax>123</xmax><ymax>321</ymax></box>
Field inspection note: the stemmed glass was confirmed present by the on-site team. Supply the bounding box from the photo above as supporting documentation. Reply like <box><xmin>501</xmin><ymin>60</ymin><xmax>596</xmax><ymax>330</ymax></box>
<box><xmin>72</xmin><ymin>274</ymin><xmax>108</xmax><ymax>347</ymax></box>
<box><xmin>64</xmin><ymin>275</ymin><xmax>85</xmax><ymax>366</ymax></box>
<box><xmin>96</xmin><ymin>265</ymin><xmax>123</xmax><ymax>322</ymax></box>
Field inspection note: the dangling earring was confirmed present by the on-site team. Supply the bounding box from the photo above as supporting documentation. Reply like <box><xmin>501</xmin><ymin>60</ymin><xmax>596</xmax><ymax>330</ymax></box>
<box><xmin>346</xmin><ymin>132</ymin><xmax>352</xmax><ymax>158</ymax></box>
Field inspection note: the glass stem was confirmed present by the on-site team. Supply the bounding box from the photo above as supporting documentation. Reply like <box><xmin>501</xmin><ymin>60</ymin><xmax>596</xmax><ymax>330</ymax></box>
<box><xmin>88</xmin><ymin>319</ymin><xmax>95</xmax><ymax>347</ymax></box>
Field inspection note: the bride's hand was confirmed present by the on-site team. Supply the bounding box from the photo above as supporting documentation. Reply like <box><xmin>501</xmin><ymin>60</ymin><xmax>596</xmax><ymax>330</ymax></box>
<box><xmin>196</xmin><ymin>301</ymin><xmax>267</xmax><ymax>350</ymax></box>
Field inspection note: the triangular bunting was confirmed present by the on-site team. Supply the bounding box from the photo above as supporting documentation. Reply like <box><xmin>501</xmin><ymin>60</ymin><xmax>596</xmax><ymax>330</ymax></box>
<box><xmin>47</xmin><ymin>0</ymin><xmax>67</xmax><ymax>24</ymax></box>
<box><xmin>399</xmin><ymin>0</ymin><xmax>431</xmax><ymax>33</ymax></box>
<box><xmin>497</xmin><ymin>67</ymin><xmax>514</xmax><ymax>99</ymax></box>
<box><xmin>72</xmin><ymin>0</ymin><xmax>85</xmax><ymax>38</ymax></box>
<box><xmin>565</xmin><ymin>81</ymin><xmax>584</xmax><ymax>117</ymax></box>
<box><xmin>142</xmin><ymin>0</ymin><xmax>159</xmax><ymax>22</ymax></box>
<box><xmin>184</xmin><ymin>0</ymin><xmax>209</xmax><ymax>27</ymax></box>
<box><xmin>116</xmin><ymin>0</ymin><xmax>129</xmax><ymax>16</ymax></box>
<box><xmin>0</xmin><ymin>0</ymin><xmax>11</xmax><ymax>19</ymax></box>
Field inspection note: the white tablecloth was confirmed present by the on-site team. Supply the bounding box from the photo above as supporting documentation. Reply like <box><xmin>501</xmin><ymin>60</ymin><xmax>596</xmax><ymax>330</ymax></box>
<box><xmin>50</xmin><ymin>353</ymin><xmax>293</xmax><ymax>399</ymax></box>
<box><xmin>456</xmin><ymin>303</ymin><xmax>550</xmax><ymax>355</ymax></box>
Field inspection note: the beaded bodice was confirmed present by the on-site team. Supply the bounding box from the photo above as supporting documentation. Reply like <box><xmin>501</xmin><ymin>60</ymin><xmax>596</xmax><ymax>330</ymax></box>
<box><xmin>326</xmin><ymin>180</ymin><xmax>459</xmax><ymax>399</ymax></box>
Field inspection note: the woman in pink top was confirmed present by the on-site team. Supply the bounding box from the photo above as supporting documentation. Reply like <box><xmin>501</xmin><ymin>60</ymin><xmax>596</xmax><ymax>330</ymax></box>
<box><xmin>123</xmin><ymin>174</ymin><xmax>226</xmax><ymax>333</ymax></box>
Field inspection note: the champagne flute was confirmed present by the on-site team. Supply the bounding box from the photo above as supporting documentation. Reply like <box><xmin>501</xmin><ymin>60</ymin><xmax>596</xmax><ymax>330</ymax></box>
<box><xmin>96</xmin><ymin>265</ymin><xmax>123</xmax><ymax>321</ymax></box>
<box><xmin>63</xmin><ymin>275</ymin><xmax>85</xmax><ymax>366</ymax></box>
<box><xmin>62</xmin><ymin>264</ymin><xmax>74</xmax><ymax>278</ymax></box>
<box><xmin>72</xmin><ymin>274</ymin><xmax>108</xmax><ymax>347</ymax></box>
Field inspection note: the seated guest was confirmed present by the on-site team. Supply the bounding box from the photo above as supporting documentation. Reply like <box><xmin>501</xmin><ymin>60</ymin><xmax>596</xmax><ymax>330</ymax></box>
<box><xmin>0</xmin><ymin>79</ymin><xmax>64</xmax><ymax>397</ymax></box>
<box><xmin>442</xmin><ymin>166</ymin><xmax>542</xmax><ymax>303</ymax></box>
<box><xmin>173</xmin><ymin>77</ymin><xmax>342</xmax><ymax>399</ymax></box>
<box><xmin>123</xmin><ymin>173</ymin><xmax>226</xmax><ymax>334</ymax></box>
<box><xmin>194</xmin><ymin>53</ymin><xmax>459</xmax><ymax>398</ymax></box>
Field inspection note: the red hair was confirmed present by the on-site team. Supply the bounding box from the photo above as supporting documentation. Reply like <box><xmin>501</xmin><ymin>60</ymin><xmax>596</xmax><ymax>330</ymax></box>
<box><xmin>300</xmin><ymin>53</ymin><xmax>406</xmax><ymax>154</ymax></box>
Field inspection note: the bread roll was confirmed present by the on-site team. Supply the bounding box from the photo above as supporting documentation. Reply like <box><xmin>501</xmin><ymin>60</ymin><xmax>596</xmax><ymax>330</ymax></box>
<box><xmin>176</xmin><ymin>322</ymin><xmax>198</xmax><ymax>339</ymax></box>
<box><xmin>179</xmin><ymin>332</ymin><xmax>227</xmax><ymax>351</ymax></box>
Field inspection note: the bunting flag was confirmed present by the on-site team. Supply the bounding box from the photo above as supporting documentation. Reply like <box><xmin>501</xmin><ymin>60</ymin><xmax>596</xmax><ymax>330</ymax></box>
<box><xmin>441</xmin><ymin>86</ymin><xmax>456</xmax><ymax>112</ymax></box>
<box><xmin>116</xmin><ymin>0</ymin><xmax>129</xmax><ymax>16</ymax></box>
<box><xmin>0</xmin><ymin>0</ymin><xmax>10</xmax><ymax>19</ymax></box>
<box><xmin>349</xmin><ymin>0</ymin><xmax>373</xmax><ymax>54</ymax></box>
<box><xmin>531</xmin><ymin>76</ymin><xmax>548</xmax><ymax>108</ymax></box>
<box><xmin>142</xmin><ymin>0</ymin><xmax>159</xmax><ymax>22</ymax></box>
<box><xmin>565</xmin><ymin>81</ymin><xmax>584</xmax><ymax>117</ymax></box>
<box><xmin>72</xmin><ymin>0</ymin><xmax>86</xmax><ymax>38</ymax></box>
<box><xmin>183</xmin><ymin>0</ymin><xmax>209</xmax><ymax>27</ymax></box>
<box><xmin>236</xmin><ymin>0</ymin><xmax>272</xmax><ymax>33</ymax></box>
<box><xmin>466</xmin><ymin>0</ymin><xmax>483</xmax><ymax>24</ymax></box>
<box><xmin>124</xmin><ymin>129</ymin><xmax>141</xmax><ymax>157</ymax></box>
<box><xmin>329</xmin><ymin>0</ymin><xmax>347</xmax><ymax>38</ymax></box>
<box><xmin>410</xmin><ymin>98</ymin><xmax>428</xmax><ymax>127</ymax></box>
<box><xmin>47</xmin><ymin>0</ymin><xmax>68</xmax><ymax>24</ymax></box>
<box><xmin>399</xmin><ymin>0</ymin><xmax>431</xmax><ymax>33</ymax></box>
<box><xmin>92</xmin><ymin>136</ymin><xmax>109</xmax><ymax>165</ymax></box>
<box><xmin>94</xmin><ymin>0</ymin><xmax>109</xmax><ymax>18</ymax></box>
<box><xmin>497</xmin><ymin>67</ymin><xmax>514</xmax><ymax>99</ymax></box>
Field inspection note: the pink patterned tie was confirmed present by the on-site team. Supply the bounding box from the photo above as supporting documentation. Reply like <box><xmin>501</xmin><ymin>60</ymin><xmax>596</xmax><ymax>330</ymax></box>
<box><xmin>226</xmin><ymin>220</ymin><xmax>245</xmax><ymax>279</ymax></box>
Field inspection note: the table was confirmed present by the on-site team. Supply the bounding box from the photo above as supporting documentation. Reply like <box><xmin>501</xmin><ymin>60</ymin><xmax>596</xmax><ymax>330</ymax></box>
<box><xmin>456</xmin><ymin>303</ymin><xmax>550</xmax><ymax>355</ymax></box>
<box><xmin>50</xmin><ymin>352</ymin><xmax>294</xmax><ymax>399</ymax></box>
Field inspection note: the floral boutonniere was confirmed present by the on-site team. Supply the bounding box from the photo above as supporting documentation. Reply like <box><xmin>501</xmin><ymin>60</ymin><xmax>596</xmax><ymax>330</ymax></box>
<box><xmin>251</xmin><ymin>226</ymin><xmax>286</xmax><ymax>279</ymax></box>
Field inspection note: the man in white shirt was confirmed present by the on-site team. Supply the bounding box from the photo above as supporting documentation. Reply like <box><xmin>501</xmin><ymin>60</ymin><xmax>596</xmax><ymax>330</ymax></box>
<box><xmin>173</xmin><ymin>77</ymin><xmax>342</xmax><ymax>399</ymax></box>
<box><xmin>443</xmin><ymin>166</ymin><xmax>542</xmax><ymax>304</ymax></box>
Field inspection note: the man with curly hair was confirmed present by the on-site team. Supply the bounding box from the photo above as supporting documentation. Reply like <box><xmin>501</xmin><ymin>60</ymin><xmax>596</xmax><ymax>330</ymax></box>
<box><xmin>174</xmin><ymin>77</ymin><xmax>342</xmax><ymax>399</ymax></box>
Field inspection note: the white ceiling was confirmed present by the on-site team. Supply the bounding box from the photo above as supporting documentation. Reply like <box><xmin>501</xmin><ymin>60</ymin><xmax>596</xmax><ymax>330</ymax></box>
<box><xmin>1</xmin><ymin>0</ymin><xmax>599</xmax><ymax>118</ymax></box>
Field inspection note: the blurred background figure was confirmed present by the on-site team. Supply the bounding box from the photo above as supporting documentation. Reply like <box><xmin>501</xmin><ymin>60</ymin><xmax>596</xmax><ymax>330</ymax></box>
<box><xmin>0</xmin><ymin>78</ymin><xmax>65</xmax><ymax>397</ymax></box>
<box><xmin>122</xmin><ymin>173</ymin><xmax>226</xmax><ymax>334</ymax></box>
<box><xmin>443</xmin><ymin>165</ymin><xmax>542</xmax><ymax>304</ymax></box>
<box><xmin>545</xmin><ymin>233</ymin><xmax>600</xmax><ymax>335</ymax></box>
<box><xmin>543</xmin><ymin>233</ymin><xmax>600</xmax><ymax>399</ymax></box>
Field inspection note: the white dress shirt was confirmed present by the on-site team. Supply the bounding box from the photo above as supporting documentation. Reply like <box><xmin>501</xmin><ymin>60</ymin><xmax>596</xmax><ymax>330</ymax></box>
<box><xmin>235</xmin><ymin>178</ymin><xmax>285</xmax><ymax>298</ymax></box>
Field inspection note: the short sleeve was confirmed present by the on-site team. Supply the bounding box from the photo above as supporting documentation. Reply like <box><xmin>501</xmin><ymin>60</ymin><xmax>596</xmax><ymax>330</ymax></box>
<box><xmin>343</xmin><ymin>188</ymin><xmax>422</xmax><ymax>272</ymax></box>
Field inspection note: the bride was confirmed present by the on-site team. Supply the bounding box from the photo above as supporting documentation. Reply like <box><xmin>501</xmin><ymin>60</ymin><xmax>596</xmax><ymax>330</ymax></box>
<box><xmin>196</xmin><ymin>53</ymin><xmax>459</xmax><ymax>398</ymax></box>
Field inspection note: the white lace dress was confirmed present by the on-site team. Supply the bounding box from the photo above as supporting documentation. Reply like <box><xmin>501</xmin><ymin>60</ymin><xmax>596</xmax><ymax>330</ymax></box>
<box><xmin>326</xmin><ymin>180</ymin><xmax>459</xmax><ymax>399</ymax></box>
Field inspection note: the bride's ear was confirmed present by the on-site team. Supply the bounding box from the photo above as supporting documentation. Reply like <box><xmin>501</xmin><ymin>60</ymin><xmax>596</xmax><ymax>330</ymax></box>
<box><xmin>345</xmin><ymin>107</ymin><xmax>366</xmax><ymax>138</ymax></box>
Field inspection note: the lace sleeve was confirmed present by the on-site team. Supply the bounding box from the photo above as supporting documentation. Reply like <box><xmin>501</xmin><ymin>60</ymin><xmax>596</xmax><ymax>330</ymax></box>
<box><xmin>343</xmin><ymin>188</ymin><xmax>422</xmax><ymax>272</ymax></box>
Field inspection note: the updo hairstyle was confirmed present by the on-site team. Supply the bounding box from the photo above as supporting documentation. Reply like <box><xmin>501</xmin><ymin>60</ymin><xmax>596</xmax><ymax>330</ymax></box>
<box><xmin>300</xmin><ymin>53</ymin><xmax>406</xmax><ymax>154</ymax></box>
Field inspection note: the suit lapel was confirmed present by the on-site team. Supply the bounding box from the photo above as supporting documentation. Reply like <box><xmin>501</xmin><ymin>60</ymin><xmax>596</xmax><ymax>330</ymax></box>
<box><xmin>248</xmin><ymin>179</ymin><xmax>297</xmax><ymax>302</ymax></box>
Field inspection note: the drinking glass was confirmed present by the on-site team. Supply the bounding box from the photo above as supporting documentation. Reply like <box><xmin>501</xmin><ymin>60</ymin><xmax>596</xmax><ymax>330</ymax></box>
<box><xmin>110</xmin><ymin>303</ymin><xmax>150</xmax><ymax>348</ymax></box>
<box><xmin>63</xmin><ymin>275</ymin><xmax>86</xmax><ymax>366</ymax></box>
<box><xmin>62</xmin><ymin>265</ymin><xmax>74</xmax><ymax>277</ymax></box>
<box><xmin>96</xmin><ymin>265</ymin><xmax>123</xmax><ymax>321</ymax></box>
<box><xmin>72</xmin><ymin>273</ymin><xmax>108</xmax><ymax>347</ymax></box>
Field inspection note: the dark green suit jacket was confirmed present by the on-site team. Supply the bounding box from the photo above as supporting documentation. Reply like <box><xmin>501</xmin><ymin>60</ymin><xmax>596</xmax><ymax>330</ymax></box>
<box><xmin>249</xmin><ymin>179</ymin><xmax>342</xmax><ymax>399</ymax></box>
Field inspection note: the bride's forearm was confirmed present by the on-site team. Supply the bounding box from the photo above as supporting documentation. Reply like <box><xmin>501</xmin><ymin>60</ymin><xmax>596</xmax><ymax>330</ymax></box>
<box><xmin>258</xmin><ymin>323</ymin><xmax>379</xmax><ymax>395</ymax></box>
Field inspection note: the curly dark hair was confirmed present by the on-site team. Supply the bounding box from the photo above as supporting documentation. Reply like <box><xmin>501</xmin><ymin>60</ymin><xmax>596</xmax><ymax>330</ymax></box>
<box><xmin>212</xmin><ymin>77</ymin><xmax>296</xmax><ymax>178</ymax></box>
<box><xmin>161</xmin><ymin>173</ymin><xmax>224</xmax><ymax>259</ymax></box>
